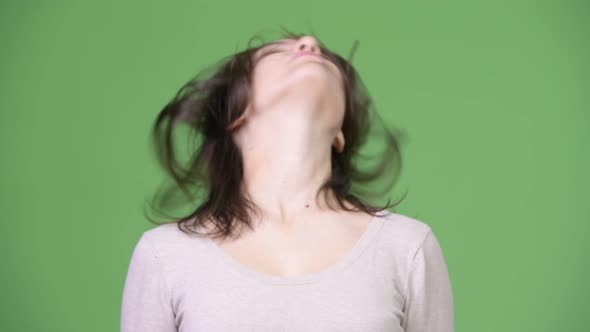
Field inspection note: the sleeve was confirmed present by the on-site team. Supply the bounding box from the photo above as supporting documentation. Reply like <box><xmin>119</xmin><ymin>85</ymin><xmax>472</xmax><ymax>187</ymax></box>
<box><xmin>120</xmin><ymin>232</ymin><xmax>177</xmax><ymax>332</ymax></box>
<box><xmin>401</xmin><ymin>229</ymin><xmax>455</xmax><ymax>332</ymax></box>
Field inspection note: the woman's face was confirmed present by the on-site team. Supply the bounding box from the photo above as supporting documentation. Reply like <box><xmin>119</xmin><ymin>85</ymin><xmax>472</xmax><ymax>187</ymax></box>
<box><xmin>238</xmin><ymin>36</ymin><xmax>346</xmax><ymax>151</ymax></box>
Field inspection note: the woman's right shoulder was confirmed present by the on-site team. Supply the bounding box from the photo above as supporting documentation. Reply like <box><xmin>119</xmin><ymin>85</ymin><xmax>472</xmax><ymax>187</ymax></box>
<box><xmin>142</xmin><ymin>221</ymin><xmax>183</xmax><ymax>238</ymax></box>
<box><xmin>139</xmin><ymin>220</ymin><xmax>212</xmax><ymax>254</ymax></box>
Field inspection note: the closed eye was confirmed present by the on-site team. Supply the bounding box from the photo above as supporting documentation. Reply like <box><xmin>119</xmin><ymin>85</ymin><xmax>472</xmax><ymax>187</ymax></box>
<box><xmin>255</xmin><ymin>46</ymin><xmax>334</xmax><ymax>63</ymax></box>
<box><xmin>252</xmin><ymin>40</ymin><xmax>340</xmax><ymax>74</ymax></box>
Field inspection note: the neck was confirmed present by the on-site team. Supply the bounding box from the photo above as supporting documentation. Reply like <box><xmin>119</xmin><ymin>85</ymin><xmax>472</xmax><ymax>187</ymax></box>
<box><xmin>237</xmin><ymin>112</ymin><xmax>340</xmax><ymax>226</ymax></box>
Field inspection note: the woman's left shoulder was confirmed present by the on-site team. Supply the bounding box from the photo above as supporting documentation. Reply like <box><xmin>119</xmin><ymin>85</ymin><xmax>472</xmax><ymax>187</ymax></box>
<box><xmin>376</xmin><ymin>210</ymin><xmax>434</xmax><ymax>252</ymax></box>
<box><xmin>379</xmin><ymin>210</ymin><xmax>432</xmax><ymax>234</ymax></box>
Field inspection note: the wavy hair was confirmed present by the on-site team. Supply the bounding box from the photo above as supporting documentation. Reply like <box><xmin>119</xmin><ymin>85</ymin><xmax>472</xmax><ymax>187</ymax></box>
<box><xmin>144</xmin><ymin>27</ymin><xmax>409</xmax><ymax>241</ymax></box>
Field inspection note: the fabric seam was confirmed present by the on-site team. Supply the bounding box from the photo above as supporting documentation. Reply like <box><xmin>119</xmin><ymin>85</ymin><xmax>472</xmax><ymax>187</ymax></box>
<box><xmin>401</xmin><ymin>227</ymin><xmax>433</xmax><ymax>312</ymax></box>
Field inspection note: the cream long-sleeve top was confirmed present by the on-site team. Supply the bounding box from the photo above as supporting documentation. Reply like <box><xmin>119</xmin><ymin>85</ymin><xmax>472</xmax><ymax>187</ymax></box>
<box><xmin>120</xmin><ymin>210</ymin><xmax>454</xmax><ymax>332</ymax></box>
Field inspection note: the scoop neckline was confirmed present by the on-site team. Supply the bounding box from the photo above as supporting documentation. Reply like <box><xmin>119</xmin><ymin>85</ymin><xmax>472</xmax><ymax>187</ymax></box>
<box><xmin>202</xmin><ymin>209</ymin><xmax>388</xmax><ymax>285</ymax></box>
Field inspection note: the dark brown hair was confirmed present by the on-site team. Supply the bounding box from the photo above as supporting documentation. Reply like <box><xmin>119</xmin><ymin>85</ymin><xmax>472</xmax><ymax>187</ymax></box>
<box><xmin>144</xmin><ymin>27</ymin><xmax>409</xmax><ymax>241</ymax></box>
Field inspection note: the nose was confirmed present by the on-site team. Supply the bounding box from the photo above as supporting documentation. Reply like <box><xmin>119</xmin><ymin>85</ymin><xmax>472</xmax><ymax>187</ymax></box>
<box><xmin>294</xmin><ymin>36</ymin><xmax>321</xmax><ymax>56</ymax></box>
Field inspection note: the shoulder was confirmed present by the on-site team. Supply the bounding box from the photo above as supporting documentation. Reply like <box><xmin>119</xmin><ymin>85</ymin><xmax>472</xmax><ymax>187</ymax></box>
<box><xmin>374</xmin><ymin>210</ymin><xmax>435</xmax><ymax>263</ymax></box>
<box><xmin>142</xmin><ymin>221</ymin><xmax>186</xmax><ymax>240</ymax></box>
<box><xmin>379</xmin><ymin>210</ymin><xmax>432</xmax><ymax>246</ymax></box>
<box><xmin>372</xmin><ymin>210</ymin><xmax>443</xmax><ymax>287</ymax></box>
<box><xmin>142</xmin><ymin>219</ymin><xmax>208</xmax><ymax>240</ymax></box>
<box><xmin>138</xmin><ymin>221</ymin><xmax>211</xmax><ymax>259</ymax></box>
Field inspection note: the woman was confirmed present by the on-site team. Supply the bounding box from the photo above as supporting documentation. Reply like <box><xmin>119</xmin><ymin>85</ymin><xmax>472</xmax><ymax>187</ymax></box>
<box><xmin>121</xmin><ymin>29</ymin><xmax>454</xmax><ymax>331</ymax></box>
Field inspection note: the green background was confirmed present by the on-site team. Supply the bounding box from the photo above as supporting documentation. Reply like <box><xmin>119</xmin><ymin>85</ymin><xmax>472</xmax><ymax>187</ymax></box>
<box><xmin>1</xmin><ymin>0</ymin><xmax>588</xmax><ymax>331</ymax></box>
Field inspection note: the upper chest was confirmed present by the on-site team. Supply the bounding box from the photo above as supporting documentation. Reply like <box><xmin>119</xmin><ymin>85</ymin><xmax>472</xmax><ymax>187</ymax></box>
<box><xmin>206</xmin><ymin>211</ymin><xmax>375</xmax><ymax>279</ymax></box>
<box><xmin>166</xmin><ymin>211</ymin><xmax>410</xmax><ymax>331</ymax></box>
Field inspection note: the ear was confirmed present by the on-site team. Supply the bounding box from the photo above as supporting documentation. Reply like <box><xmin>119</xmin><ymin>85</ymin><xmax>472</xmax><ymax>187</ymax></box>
<box><xmin>332</xmin><ymin>130</ymin><xmax>345</xmax><ymax>153</ymax></box>
<box><xmin>226</xmin><ymin>106</ymin><xmax>250</xmax><ymax>130</ymax></box>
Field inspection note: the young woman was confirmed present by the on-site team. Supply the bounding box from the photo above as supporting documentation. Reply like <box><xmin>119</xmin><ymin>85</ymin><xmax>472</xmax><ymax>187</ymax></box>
<box><xmin>121</xmin><ymin>29</ymin><xmax>454</xmax><ymax>332</ymax></box>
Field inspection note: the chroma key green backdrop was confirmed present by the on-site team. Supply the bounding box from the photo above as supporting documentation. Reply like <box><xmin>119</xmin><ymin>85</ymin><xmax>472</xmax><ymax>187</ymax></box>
<box><xmin>1</xmin><ymin>0</ymin><xmax>588</xmax><ymax>331</ymax></box>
